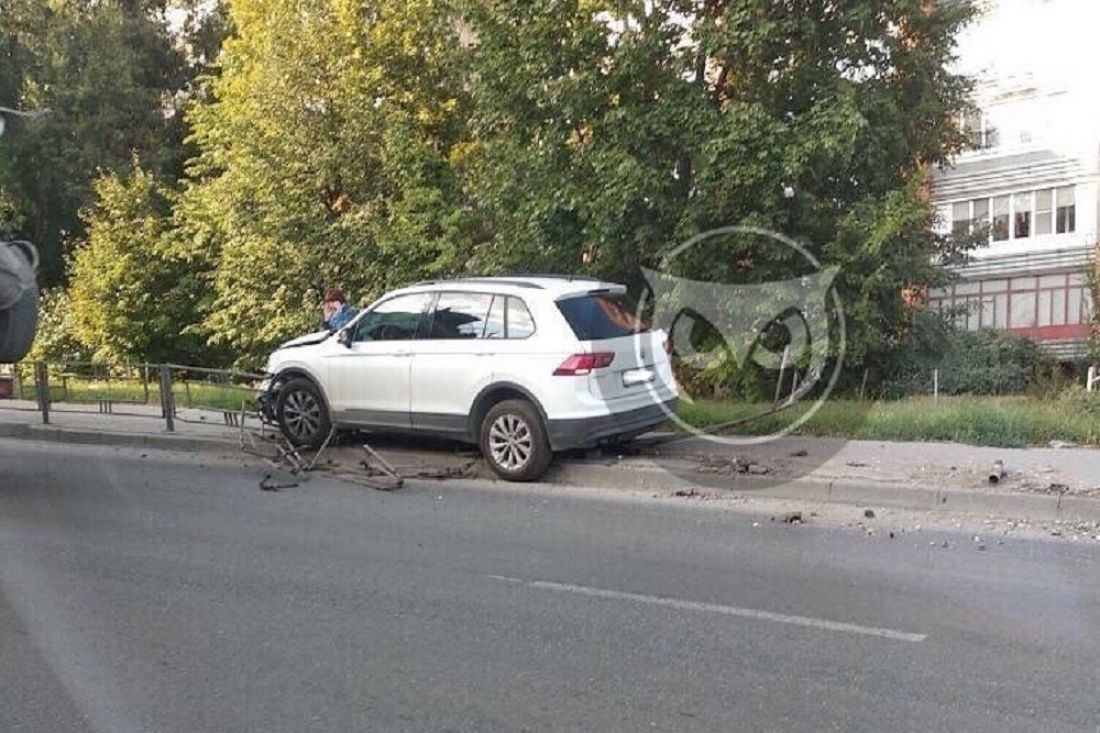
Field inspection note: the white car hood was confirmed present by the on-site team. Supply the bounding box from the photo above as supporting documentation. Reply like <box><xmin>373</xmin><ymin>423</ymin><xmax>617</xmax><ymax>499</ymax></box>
<box><xmin>279</xmin><ymin>329</ymin><xmax>332</xmax><ymax>349</ymax></box>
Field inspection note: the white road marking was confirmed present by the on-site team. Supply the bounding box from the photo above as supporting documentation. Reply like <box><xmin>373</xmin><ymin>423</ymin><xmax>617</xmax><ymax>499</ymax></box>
<box><xmin>488</xmin><ymin>575</ymin><xmax>927</xmax><ymax>643</ymax></box>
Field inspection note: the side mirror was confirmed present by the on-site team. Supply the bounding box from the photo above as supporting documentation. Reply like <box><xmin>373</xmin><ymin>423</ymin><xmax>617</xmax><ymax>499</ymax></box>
<box><xmin>337</xmin><ymin>329</ymin><xmax>352</xmax><ymax>348</ymax></box>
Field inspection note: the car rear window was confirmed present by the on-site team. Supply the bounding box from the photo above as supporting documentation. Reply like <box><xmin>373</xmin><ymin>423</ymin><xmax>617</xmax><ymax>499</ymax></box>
<box><xmin>555</xmin><ymin>293</ymin><xmax>649</xmax><ymax>341</ymax></box>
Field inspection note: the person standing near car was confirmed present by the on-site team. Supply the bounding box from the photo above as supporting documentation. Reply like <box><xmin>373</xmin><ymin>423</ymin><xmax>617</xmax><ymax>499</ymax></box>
<box><xmin>322</xmin><ymin>288</ymin><xmax>358</xmax><ymax>332</ymax></box>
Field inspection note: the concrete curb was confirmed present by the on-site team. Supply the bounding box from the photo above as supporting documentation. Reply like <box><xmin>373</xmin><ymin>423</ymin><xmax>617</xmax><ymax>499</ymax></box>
<box><xmin>2</xmin><ymin>419</ymin><xmax>1098</xmax><ymax>523</ymax></box>
<box><xmin>18</xmin><ymin>424</ymin><xmax>238</xmax><ymax>454</ymax></box>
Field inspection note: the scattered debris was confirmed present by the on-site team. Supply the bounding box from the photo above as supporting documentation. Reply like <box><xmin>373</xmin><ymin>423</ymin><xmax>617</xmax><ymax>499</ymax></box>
<box><xmin>978</xmin><ymin>544</ymin><xmax>988</xmax><ymax>551</ymax></box>
<box><xmin>780</xmin><ymin>511</ymin><xmax>803</xmax><ymax>524</ymax></box>
<box><xmin>259</xmin><ymin>474</ymin><xmax>299</xmax><ymax>492</ymax></box>
<box><xmin>941</xmin><ymin>540</ymin><xmax>950</xmax><ymax>549</ymax></box>
<box><xmin>790</xmin><ymin>449</ymin><xmax>809</xmax><ymax>457</ymax></box>
<box><xmin>988</xmin><ymin>460</ymin><xmax>1006</xmax><ymax>485</ymax></box>
<box><xmin>888</xmin><ymin>531</ymin><xmax>895</xmax><ymax>539</ymax></box>
<box><xmin>863</xmin><ymin>508</ymin><xmax>876</xmax><ymax>519</ymax></box>
<box><xmin>846</xmin><ymin>461</ymin><xmax>868</xmax><ymax>468</ymax></box>
<box><xmin>1048</xmin><ymin>440</ymin><xmax>1076</xmax><ymax>449</ymax></box>
<box><xmin>674</xmin><ymin>488</ymin><xmax>701</xmax><ymax>498</ymax></box>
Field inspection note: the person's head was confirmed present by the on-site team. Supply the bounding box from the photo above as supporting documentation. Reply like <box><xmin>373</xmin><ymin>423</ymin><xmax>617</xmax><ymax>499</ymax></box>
<box><xmin>322</xmin><ymin>288</ymin><xmax>347</xmax><ymax>319</ymax></box>
<box><xmin>323</xmin><ymin>288</ymin><xmax>347</xmax><ymax>307</ymax></box>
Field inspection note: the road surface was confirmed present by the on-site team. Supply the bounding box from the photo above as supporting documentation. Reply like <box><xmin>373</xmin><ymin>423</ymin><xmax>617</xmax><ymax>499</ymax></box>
<box><xmin>1</xmin><ymin>439</ymin><xmax>1098</xmax><ymax>732</ymax></box>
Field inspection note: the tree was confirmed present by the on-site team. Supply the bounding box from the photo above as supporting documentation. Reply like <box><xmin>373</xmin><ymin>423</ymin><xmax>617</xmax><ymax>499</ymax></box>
<box><xmin>182</xmin><ymin>0</ymin><xmax>473</xmax><ymax>366</ymax></box>
<box><xmin>0</xmin><ymin>0</ymin><xmax>191</xmax><ymax>284</ymax></box>
<box><xmin>68</xmin><ymin>169</ymin><xmax>212</xmax><ymax>364</ymax></box>
<box><xmin>461</xmin><ymin>0</ymin><xmax>976</xmax><ymax>389</ymax></box>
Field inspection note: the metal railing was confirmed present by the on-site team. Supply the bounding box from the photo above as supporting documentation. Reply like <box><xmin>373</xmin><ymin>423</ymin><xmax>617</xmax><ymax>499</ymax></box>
<box><xmin>0</xmin><ymin>361</ymin><xmax>265</xmax><ymax>432</ymax></box>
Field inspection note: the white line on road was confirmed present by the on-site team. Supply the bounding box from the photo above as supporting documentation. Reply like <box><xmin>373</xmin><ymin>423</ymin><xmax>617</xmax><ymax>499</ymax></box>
<box><xmin>488</xmin><ymin>575</ymin><xmax>927</xmax><ymax>643</ymax></box>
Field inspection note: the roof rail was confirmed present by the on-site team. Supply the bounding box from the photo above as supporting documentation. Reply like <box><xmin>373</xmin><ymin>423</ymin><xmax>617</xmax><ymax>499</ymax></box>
<box><xmin>457</xmin><ymin>277</ymin><xmax>544</xmax><ymax>289</ymax></box>
<box><xmin>507</xmin><ymin>273</ymin><xmax>602</xmax><ymax>282</ymax></box>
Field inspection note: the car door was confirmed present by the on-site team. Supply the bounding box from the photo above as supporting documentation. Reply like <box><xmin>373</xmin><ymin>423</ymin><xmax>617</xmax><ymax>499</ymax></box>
<box><xmin>327</xmin><ymin>292</ymin><xmax>431</xmax><ymax>429</ymax></box>
<box><xmin>409</xmin><ymin>291</ymin><xmax>498</xmax><ymax>435</ymax></box>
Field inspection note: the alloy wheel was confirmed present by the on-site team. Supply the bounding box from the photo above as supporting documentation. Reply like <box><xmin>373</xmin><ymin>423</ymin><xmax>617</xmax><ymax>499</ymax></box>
<box><xmin>283</xmin><ymin>389</ymin><xmax>321</xmax><ymax>441</ymax></box>
<box><xmin>488</xmin><ymin>413</ymin><xmax>533</xmax><ymax>471</ymax></box>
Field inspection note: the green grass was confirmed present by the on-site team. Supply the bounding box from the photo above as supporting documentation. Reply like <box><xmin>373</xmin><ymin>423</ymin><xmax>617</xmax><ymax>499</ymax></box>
<box><xmin>10</xmin><ymin>373</ymin><xmax>1098</xmax><ymax>448</ymax></box>
<box><xmin>679</xmin><ymin>395</ymin><xmax>1100</xmax><ymax>448</ymax></box>
<box><xmin>12</xmin><ymin>378</ymin><xmax>257</xmax><ymax>413</ymax></box>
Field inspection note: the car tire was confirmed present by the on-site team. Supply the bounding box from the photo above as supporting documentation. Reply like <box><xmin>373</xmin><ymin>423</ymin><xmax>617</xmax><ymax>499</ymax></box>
<box><xmin>276</xmin><ymin>377</ymin><xmax>332</xmax><ymax>449</ymax></box>
<box><xmin>0</xmin><ymin>282</ymin><xmax>38</xmax><ymax>363</ymax></box>
<box><xmin>479</xmin><ymin>399</ymin><xmax>553</xmax><ymax>482</ymax></box>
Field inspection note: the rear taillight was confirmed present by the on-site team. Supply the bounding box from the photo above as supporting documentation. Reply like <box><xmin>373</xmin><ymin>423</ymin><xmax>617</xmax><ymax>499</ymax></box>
<box><xmin>553</xmin><ymin>352</ymin><xmax>615</xmax><ymax>376</ymax></box>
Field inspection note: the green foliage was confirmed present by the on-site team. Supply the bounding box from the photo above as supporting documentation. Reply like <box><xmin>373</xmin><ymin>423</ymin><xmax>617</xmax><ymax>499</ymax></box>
<box><xmin>0</xmin><ymin>0</ymin><xmax>198</xmax><ymax>284</ymax></box>
<box><xmin>882</xmin><ymin>310</ymin><xmax>1059</xmax><ymax>397</ymax></box>
<box><xmin>180</xmin><ymin>0</ymin><xmax>473</xmax><ymax>366</ymax></box>
<box><xmin>24</xmin><ymin>288</ymin><xmax>90</xmax><ymax>365</ymax></box>
<box><xmin>461</xmin><ymin>0</ymin><xmax>977</xmax><ymax>383</ymax></box>
<box><xmin>68</xmin><ymin>170</ymin><xmax>215</xmax><ymax>365</ymax></box>
<box><xmin>17</xmin><ymin>0</ymin><xmax>981</xmax><ymax>374</ymax></box>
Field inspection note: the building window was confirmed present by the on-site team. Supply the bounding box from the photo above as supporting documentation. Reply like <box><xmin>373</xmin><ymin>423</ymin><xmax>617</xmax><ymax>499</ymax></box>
<box><xmin>926</xmin><ymin>273</ymin><xmax>1092</xmax><ymax>333</ymax></box>
<box><xmin>971</xmin><ymin>198</ymin><xmax>989</xmax><ymax>231</ymax></box>
<box><xmin>943</xmin><ymin>185</ymin><xmax>1076</xmax><ymax>245</ymax></box>
<box><xmin>962</xmin><ymin>110</ymin><xmax>999</xmax><ymax>150</ymax></box>
<box><xmin>991</xmin><ymin>196</ymin><xmax>1010</xmax><ymax>241</ymax></box>
<box><xmin>1034</xmin><ymin>189</ymin><xmax>1053</xmax><ymax>235</ymax></box>
<box><xmin>1055</xmin><ymin>186</ymin><xmax>1075</xmax><ymax>234</ymax></box>
<box><xmin>1012</xmin><ymin>193</ymin><xmax>1031</xmax><ymax>239</ymax></box>
<box><xmin>951</xmin><ymin>202</ymin><xmax>970</xmax><ymax>236</ymax></box>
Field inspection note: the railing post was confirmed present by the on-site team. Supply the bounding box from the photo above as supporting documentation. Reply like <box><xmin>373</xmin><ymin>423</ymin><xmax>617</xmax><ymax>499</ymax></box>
<box><xmin>1088</xmin><ymin>365</ymin><xmax>1097</xmax><ymax>393</ymax></box>
<box><xmin>158</xmin><ymin>366</ymin><xmax>175</xmax><ymax>432</ymax></box>
<box><xmin>34</xmin><ymin>361</ymin><xmax>49</xmax><ymax>424</ymax></box>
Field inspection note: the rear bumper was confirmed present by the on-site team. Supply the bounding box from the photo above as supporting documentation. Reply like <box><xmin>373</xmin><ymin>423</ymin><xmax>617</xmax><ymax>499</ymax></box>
<box><xmin>547</xmin><ymin>398</ymin><xmax>679</xmax><ymax>451</ymax></box>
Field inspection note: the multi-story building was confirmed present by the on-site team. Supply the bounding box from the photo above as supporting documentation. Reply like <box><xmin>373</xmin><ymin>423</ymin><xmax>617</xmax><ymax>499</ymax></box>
<box><xmin>930</xmin><ymin>0</ymin><xmax>1097</xmax><ymax>360</ymax></box>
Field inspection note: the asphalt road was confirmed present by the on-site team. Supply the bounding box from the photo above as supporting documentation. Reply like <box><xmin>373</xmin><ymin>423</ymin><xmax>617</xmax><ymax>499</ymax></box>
<box><xmin>2</xmin><ymin>439</ymin><xmax>1098</xmax><ymax>732</ymax></box>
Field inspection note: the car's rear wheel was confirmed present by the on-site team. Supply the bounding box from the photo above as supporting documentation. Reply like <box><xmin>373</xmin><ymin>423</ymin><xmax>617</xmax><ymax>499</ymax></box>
<box><xmin>276</xmin><ymin>378</ymin><xmax>331</xmax><ymax>449</ymax></box>
<box><xmin>479</xmin><ymin>399</ymin><xmax>553</xmax><ymax>482</ymax></box>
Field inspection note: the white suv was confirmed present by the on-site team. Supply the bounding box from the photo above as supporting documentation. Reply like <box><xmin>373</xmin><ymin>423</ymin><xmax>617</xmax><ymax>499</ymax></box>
<box><xmin>260</xmin><ymin>276</ymin><xmax>679</xmax><ymax>481</ymax></box>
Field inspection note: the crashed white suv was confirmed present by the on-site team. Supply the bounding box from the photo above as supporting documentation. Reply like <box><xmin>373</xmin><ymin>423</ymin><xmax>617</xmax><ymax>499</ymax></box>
<box><xmin>261</xmin><ymin>276</ymin><xmax>679</xmax><ymax>481</ymax></box>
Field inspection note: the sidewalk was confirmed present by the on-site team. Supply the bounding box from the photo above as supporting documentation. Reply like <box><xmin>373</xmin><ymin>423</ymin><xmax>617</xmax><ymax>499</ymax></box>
<box><xmin>0</xmin><ymin>399</ymin><xmax>249</xmax><ymax>452</ymax></box>
<box><xmin>641</xmin><ymin>434</ymin><xmax>1100</xmax><ymax>496</ymax></box>
<box><xmin>2</xmin><ymin>399</ymin><xmax>1099</xmax><ymax>522</ymax></box>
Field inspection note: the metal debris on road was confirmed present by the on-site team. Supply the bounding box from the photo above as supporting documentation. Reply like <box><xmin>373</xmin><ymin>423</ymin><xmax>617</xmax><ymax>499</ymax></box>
<box><xmin>988</xmin><ymin>460</ymin><xmax>1006</xmax><ymax>485</ymax></box>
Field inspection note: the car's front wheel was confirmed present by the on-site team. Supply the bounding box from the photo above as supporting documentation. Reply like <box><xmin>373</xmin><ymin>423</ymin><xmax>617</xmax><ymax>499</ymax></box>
<box><xmin>276</xmin><ymin>377</ymin><xmax>332</xmax><ymax>449</ymax></box>
<box><xmin>479</xmin><ymin>399</ymin><xmax>553</xmax><ymax>482</ymax></box>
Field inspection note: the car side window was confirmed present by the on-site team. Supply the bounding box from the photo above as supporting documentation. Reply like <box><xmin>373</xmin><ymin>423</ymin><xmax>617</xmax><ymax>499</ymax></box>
<box><xmin>507</xmin><ymin>296</ymin><xmax>536</xmax><ymax>338</ymax></box>
<box><xmin>427</xmin><ymin>292</ymin><xmax>494</xmax><ymax>339</ymax></box>
<box><xmin>352</xmin><ymin>293</ymin><xmax>430</xmax><ymax>342</ymax></box>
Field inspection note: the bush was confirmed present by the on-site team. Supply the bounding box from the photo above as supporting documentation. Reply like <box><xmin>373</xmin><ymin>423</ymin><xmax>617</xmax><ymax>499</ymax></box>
<box><xmin>24</xmin><ymin>288</ymin><xmax>91</xmax><ymax>365</ymax></box>
<box><xmin>882</xmin><ymin>312</ymin><xmax>1058</xmax><ymax>398</ymax></box>
<box><xmin>1057</xmin><ymin>383</ymin><xmax>1100</xmax><ymax>422</ymax></box>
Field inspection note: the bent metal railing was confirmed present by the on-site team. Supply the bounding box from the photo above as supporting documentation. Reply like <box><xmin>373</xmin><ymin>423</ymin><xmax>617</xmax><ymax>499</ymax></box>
<box><xmin>0</xmin><ymin>361</ymin><xmax>265</xmax><ymax>432</ymax></box>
